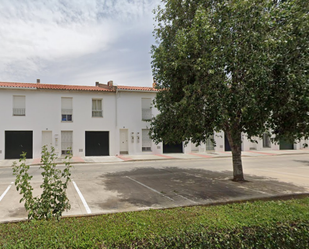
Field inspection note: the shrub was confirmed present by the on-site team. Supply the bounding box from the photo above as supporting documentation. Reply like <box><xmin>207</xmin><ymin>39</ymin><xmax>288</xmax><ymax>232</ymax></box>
<box><xmin>12</xmin><ymin>145</ymin><xmax>72</xmax><ymax>220</ymax></box>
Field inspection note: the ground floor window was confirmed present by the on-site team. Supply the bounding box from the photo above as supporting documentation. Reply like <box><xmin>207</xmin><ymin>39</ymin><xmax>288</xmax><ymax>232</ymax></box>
<box><xmin>142</xmin><ymin>129</ymin><xmax>152</xmax><ymax>151</ymax></box>
<box><xmin>263</xmin><ymin>133</ymin><xmax>271</xmax><ymax>148</ymax></box>
<box><xmin>61</xmin><ymin>131</ymin><xmax>73</xmax><ymax>155</ymax></box>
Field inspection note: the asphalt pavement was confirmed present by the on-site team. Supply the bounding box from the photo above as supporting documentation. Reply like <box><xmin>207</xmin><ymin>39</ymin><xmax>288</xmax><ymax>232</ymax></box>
<box><xmin>0</xmin><ymin>150</ymin><xmax>309</xmax><ymax>223</ymax></box>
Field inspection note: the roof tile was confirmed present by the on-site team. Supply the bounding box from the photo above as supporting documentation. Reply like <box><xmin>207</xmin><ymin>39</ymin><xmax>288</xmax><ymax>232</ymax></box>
<box><xmin>117</xmin><ymin>85</ymin><xmax>157</xmax><ymax>92</ymax></box>
<box><xmin>0</xmin><ymin>82</ymin><xmax>114</xmax><ymax>92</ymax></box>
<box><xmin>0</xmin><ymin>82</ymin><xmax>157</xmax><ymax>92</ymax></box>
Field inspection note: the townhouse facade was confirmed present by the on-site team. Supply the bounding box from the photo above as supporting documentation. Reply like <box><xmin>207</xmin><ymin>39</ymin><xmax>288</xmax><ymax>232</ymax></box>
<box><xmin>0</xmin><ymin>80</ymin><xmax>306</xmax><ymax>160</ymax></box>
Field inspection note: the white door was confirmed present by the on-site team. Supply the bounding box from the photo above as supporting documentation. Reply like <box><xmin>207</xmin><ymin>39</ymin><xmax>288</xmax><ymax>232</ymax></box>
<box><xmin>119</xmin><ymin>129</ymin><xmax>128</xmax><ymax>154</ymax></box>
<box><xmin>191</xmin><ymin>142</ymin><xmax>199</xmax><ymax>152</ymax></box>
<box><xmin>42</xmin><ymin>131</ymin><xmax>52</xmax><ymax>151</ymax></box>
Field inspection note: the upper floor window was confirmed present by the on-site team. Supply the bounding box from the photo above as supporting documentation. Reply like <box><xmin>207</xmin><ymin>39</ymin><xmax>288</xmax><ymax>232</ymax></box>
<box><xmin>61</xmin><ymin>97</ymin><xmax>72</xmax><ymax>122</ymax></box>
<box><xmin>13</xmin><ymin>95</ymin><xmax>25</xmax><ymax>116</ymax></box>
<box><xmin>92</xmin><ymin>99</ymin><xmax>103</xmax><ymax>117</ymax></box>
<box><xmin>142</xmin><ymin>98</ymin><xmax>152</xmax><ymax>121</ymax></box>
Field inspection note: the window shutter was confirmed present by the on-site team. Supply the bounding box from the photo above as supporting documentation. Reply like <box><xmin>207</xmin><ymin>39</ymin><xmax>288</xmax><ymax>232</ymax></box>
<box><xmin>13</xmin><ymin>96</ymin><xmax>25</xmax><ymax>116</ymax></box>
<box><xmin>61</xmin><ymin>97</ymin><xmax>72</xmax><ymax>115</ymax></box>
<box><xmin>141</xmin><ymin>98</ymin><xmax>152</xmax><ymax>121</ymax></box>
<box><xmin>61</xmin><ymin>97</ymin><xmax>72</xmax><ymax>109</ymax></box>
<box><xmin>13</xmin><ymin>96</ymin><xmax>25</xmax><ymax>108</ymax></box>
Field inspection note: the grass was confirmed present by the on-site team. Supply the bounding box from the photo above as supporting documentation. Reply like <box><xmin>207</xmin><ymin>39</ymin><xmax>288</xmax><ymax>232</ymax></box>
<box><xmin>1</xmin><ymin>197</ymin><xmax>309</xmax><ymax>248</ymax></box>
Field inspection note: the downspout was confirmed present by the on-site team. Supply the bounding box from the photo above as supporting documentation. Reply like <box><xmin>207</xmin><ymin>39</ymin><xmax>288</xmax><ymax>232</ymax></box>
<box><xmin>115</xmin><ymin>86</ymin><xmax>118</xmax><ymax>156</ymax></box>
<box><xmin>115</xmin><ymin>86</ymin><xmax>118</xmax><ymax>127</ymax></box>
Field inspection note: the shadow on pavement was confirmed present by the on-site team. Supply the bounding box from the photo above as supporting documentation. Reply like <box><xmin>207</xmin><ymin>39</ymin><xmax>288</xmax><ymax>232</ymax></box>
<box><xmin>98</xmin><ymin>167</ymin><xmax>307</xmax><ymax>210</ymax></box>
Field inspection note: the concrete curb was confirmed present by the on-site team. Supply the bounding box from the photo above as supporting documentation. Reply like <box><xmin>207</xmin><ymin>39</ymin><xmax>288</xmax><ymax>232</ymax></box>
<box><xmin>1</xmin><ymin>192</ymin><xmax>309</xmax><ymax>224</ymax></box>
<box><xmin>0</xmin><ymin>151</ymin><xmax>308</xmax><ymax>168</ymax></box>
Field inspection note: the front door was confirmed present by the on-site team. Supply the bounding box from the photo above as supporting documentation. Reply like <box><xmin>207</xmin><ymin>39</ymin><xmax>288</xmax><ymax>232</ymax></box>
<box><xmin>5</xmin><ymin>131</ymin><xmax>33</xmax><ymax>159</ymax></box>
<box><xmin>42</xmin><ymin>131</ymin><xmax>52</xmax><ymax>151</ymax></box>
<box><xmin>119</xmin><ymin>129</ymin><xmax>128</xmax><ymax>154</ymax></box>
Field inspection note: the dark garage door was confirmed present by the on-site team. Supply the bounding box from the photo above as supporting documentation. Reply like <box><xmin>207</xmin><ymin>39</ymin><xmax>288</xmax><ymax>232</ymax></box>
<box><xmin>224</xmin><ymin>134</ymin><xmax>231</xmax><ymax>151</ymax></box>
<box><xmin>85</xmin><ymin>131</ymin><xmax>109</xmax><ymax>156</ymax></box>
<box><xmin>279</xmin><ymin>138</ymin><xmax>294</xmax><ymax>150</ymax></box>
<box><xmin>163</xmin><ymin>142</ymin><xmax>183</xmax><ymax>153</ymax></box>
<box><xmin>5</xmin><ymin>131</ymin><xmax>33</xmax><ymax>159</ymax></box>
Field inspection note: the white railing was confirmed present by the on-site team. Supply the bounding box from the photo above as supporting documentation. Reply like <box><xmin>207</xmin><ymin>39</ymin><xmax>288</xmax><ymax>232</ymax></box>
<box><xmin>13</xmin><ymin>108</ymin><xmax>25</xmax><ymax>116</ymax></box>
<box><xmin>142</xmin><ymin>108</ymin><xmax>152</xmax><ymax>121</ymax></box>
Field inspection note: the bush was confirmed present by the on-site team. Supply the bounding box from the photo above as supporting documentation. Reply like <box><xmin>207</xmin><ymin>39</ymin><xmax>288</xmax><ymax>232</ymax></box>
<box><xmin>12</xmin><ymin>145</ymin><xmax>72</xmax><ymax>220</ymax></box>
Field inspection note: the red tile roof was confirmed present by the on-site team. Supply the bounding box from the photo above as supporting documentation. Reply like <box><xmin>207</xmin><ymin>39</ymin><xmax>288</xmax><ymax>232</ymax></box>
<box><xmin>0</xmin><ymin>82</ymin><xmax>114</xmax><ymax>92</ymax></box>
<box><xmin>117</xmin><ymin>85</ymin><xmax>157</xmax><ymax>92</ymax></box>
<box><xmin>0</xmin><ymin>82</ymin><xmax>157</xmax><ymax>92</ymax></box>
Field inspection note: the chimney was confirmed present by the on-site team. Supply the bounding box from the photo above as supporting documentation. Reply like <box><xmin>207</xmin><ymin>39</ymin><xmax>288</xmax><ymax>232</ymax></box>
<box><xmin>95</xmin><ymin>81</ymin><xmax>99</xmax><ymax>86</ymax></box>
<box><xmin>37</xmin><ymin>79</ymin><xmax>40</xmax><ymax>84</ymax></box>
<box><xmin>107</xmin><ymin>80</ymin><xmax>113</xmax><ymax>87</ymax></box>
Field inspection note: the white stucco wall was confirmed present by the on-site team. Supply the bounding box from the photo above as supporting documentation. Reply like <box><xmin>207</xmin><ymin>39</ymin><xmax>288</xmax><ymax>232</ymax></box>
<box><xmin>1</xmin><ymin>86</ymin><xmax>307</xmax><ymax>160</ymax></box>
<box><xmin>116</xmin><ymin>91</ymin><xmax>162</xmax><ymax>155</ymax></box>
<box><xmin>0</xmin><ymin>88</ymin><xmax>116</xmax><ymax>159</ymax></box>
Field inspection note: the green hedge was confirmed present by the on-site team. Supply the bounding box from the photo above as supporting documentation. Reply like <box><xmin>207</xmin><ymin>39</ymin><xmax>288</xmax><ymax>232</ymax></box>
<box><xmin>1</xmin><ymin>197</ymin><xmax>309</xmax><ymax>248</ymax></box>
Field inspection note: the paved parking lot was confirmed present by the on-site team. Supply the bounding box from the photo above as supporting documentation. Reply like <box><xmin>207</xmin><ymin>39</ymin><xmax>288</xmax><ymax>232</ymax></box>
<box><xmin>1</xmin><ymin>155</ymin><xmax>309</xmax><ymax>223</ymax></box>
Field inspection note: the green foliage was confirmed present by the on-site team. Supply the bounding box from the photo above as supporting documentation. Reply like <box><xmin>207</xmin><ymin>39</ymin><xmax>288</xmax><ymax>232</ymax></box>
<box><xmin>150</xmin><ymin>0</ymin><xmax>309</xmax><ymax>180</ymax></box>
<box><xmin>12</xmin><ymin>145</ymin><xmax>72</xmax><ymax>221</ymax></box>
<box><xmin>1</xmin><ymin>197</ymin><xmax>309</xmax><ymax>248</ymax></box>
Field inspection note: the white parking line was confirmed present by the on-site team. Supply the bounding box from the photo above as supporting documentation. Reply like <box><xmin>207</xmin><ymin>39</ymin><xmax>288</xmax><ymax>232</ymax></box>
<box><xmin>72</xmin><ymin>181</ymin><xmax>91</xmax><ymax>214</ymax></box>
<box><xmin>173</xmin><ymin>192</ymin><xmax>198</xmax><ymax>204</ymax></box>
<box><xmin>0</xmin><ymin>182</ymin><xmax>13</xmax><ymax>202</ymax></box>
<box><xmin>125</xmin><ymin>176</ymin><xmax>174</xmax><ymax>201</ymax></box>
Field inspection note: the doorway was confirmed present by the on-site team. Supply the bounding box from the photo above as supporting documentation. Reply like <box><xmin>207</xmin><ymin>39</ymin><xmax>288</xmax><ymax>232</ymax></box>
<box><xmin>163</xmin><ymin>142</ymin><xmax>183</xmax><ymax>153</ymax></box>
<box><xmin>119</xmin><ymin>129</ymin><xmax>128</xmax><ymax>154</ymax></box>
<box><xmin>85</xmin><ymin>131</ymin><xmax>109</xmax><ymax>156</ymax></box>
<box><xmin>5</xmin><ymin>131</ymin><xmax>33</xmax><ymax>159</ymax></box>
<box><xmin>42</xmin><ymin>131</ymin><xmax>52</xmax><ymax>151</ymax></box>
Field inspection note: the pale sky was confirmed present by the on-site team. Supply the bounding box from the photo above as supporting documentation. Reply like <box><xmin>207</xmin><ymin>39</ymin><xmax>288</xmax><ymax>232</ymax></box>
<box><xmin>0</xmin><ymin>0</ymin><xmax>160</xmax><ymax>87</ymax></box>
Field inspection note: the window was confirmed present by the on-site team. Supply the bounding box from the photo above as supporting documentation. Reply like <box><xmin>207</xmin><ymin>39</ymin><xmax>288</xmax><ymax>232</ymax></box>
<box><xmin>206</xmin><ymin>135</ymin><xmax>215</xmax><ymax>151</ymax></box>
<box><xmin>61</xmin><ymin>97</ymin><xmax>72</xmax><ymax>121</ymax></box>
<box><xmin>61</xmin><ymin>131</ymin><xmax>72</xmax><ymax>155</ymax></box>
<box><xmin>263</xmin><ymin>133</ymin><xmax>271</xmax><ymax>148</ymax></box>
<box><xmin>142</xmin><ymin>129</ymin><xmax>152</xmax><ymax>151</ymax></box>
<box><xmin>92</xmin><ymin>99</ymin><xmax>103</xmax><ymax>117</ymax></box>
<box><xmin>13</xmin><ymin>96</ymin><xmax>25</xmax><ymax>116</ymax></box>
<box><xmin>142</xmin><ymin>98</ymin><xmax>152</xmax><ymax>121</ymax></box>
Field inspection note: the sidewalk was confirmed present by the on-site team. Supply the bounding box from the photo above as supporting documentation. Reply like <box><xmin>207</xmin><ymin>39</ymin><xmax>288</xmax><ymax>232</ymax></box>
<box><xmin>0</xmin><ymin>149</ymin><xmax>308</xmax><ymax>167</ymax></box>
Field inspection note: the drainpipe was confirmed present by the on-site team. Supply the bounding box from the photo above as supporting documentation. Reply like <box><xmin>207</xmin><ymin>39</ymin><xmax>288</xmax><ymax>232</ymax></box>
<box><xmin>115</xmin><ymin>86</ymin><xmax>118</xmax><ymax>127</ymax></box>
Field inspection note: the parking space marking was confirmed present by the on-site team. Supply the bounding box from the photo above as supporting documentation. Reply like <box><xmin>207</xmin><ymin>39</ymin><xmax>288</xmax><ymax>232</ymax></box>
<box><xmin>173</xmin><ymin>192</ymin><xmax>198</xmax><ymax>204</ymax></box>
<box><xmin>125</xmin><ymin>176</ymin><xmax>174</xmax><ymax>201</ymax></box>
<box><xmin>0</xmin><ymin>182</ymin><xmax>13</xmax><ymax>202</ymax></box>
<box><xmin>72</xmin><ymin>181</ymin><xmax>91</xmax><ymax>214</ymax></box>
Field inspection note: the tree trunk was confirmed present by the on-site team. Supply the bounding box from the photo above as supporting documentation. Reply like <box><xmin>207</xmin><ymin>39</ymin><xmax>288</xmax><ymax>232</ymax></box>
<box><xmin>225</xmin><ymin>129</ymin><xmax>245</xmax><ymax>181</ymax></box>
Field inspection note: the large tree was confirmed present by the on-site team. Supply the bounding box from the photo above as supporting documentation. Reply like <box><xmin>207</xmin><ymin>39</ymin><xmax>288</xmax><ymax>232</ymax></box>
<box><xmin>150</xmin><ymin>0</ymin><xmax>309</xmax><ymax>181</ymax></box>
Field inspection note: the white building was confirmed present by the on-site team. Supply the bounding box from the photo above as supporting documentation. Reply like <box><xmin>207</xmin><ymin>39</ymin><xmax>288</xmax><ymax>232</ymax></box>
<box><xmin>0</xmin><ymin>80</ymin><xmax>305</xmax><ymax>160</ymax></box>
